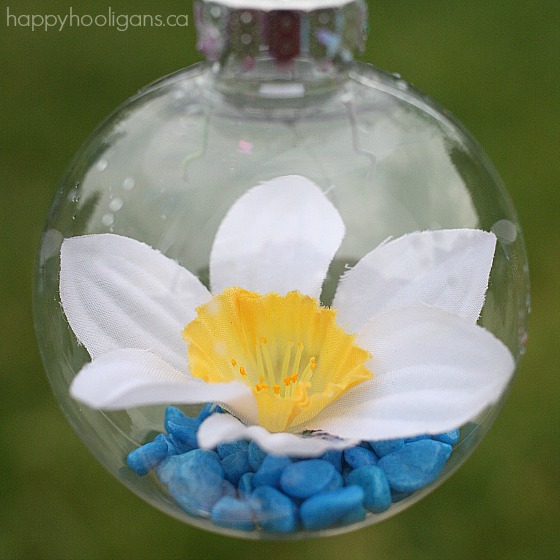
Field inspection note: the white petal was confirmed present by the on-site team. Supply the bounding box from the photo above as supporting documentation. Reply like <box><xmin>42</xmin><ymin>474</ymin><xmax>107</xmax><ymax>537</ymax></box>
<box><xmin>60</xmin><ymin>234</ymin><xmax>211</xmax><ymax>372</ymax></box>
<box><xmin>197</xmin><ymin>414</ymin><xmax>358</xmax><ymax>458</ymax></box>
<box><xmin>304</xmin><ymin>305</ymin><xmax>515</xmax><ymax>441</ymax></box>
<box><xmin>210</xmin><ymin>175</ymin><xmax>345</xmax><ymax>298</ymax></box>
<box><xmin>333</xmin><ymin>229</ymin><xmax>496</xmax><ymax>332</ymax></box>
<box><xmin>70</xmin><ymin>348</ymin><xmax>254</xmax><ymax>410</ymax></box>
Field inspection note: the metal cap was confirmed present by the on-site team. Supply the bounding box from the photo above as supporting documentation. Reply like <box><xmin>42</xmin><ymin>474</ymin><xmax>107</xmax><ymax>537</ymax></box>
<box><xmin>195</xmin><ymin>0</ymin><xmax>367</xmax><ymax>65</ymax></box>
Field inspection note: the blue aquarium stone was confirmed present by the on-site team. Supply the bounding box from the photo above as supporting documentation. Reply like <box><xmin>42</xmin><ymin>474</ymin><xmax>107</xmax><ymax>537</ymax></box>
<box><xmin>370</xmin><ymin>439</ymin><xmax>405</xmax><ymax>457</ymax></box>
<box><xmin>126</xmin><ymin>433</ymin><xmax>176</xmax><ymax>476</ymax></box>
<box><xmin>221</xmin><ymin>448</ymin><xmax>252</xmax><ymax>486</ymax></box>
<box><xmin>390</xmin><ymin>488</ymin><xmax>413</xmax><ymax>503</ymax></box>
<box><xmin>280</xmin><ymin>459</ymin><xmax>337</xmax><ymax>499</ymax></box>
<box><xmin>165</xmin><ymin>419</ymin><xmax>199</xmax><ymax>451</ymax></box>
<box><xmin>211</xmin><ymin>496</ymin><xmax>255</xmax><ymax>531</ymax></box>
<box><xmin>164</xmin><ymin>406</ymin><xmax>191</xmax><ymax>428</ymax></box>
<box><xmin>433</xmin><ymin>429</ymin><xmax>460</xmax><ymax>446</ymax></box>
<box><xmin>197</xmin><ymin>403</ymin><xmax>223</xmax><ymax>423</ymax></box>
<box><xmin>156</xmin><ymin>448</ymin><xmax>223</xmax><ymax>484</ymax></box>
<box><xmin>221</xmin><ymin>479</ymin><xmax>237</xmax><ymax>499</ymax></box>
<box><xmin>325</xmin><ymin>470</ymin><xmax>344</xmax><ymax>492</ymax></box>
<box><xmin>129</xmin><ymin>404</ymin><xmax>462</xmax><ymax>533</ymax></box>
<box><xmin>251</xmin><ymin>486</ymin><xmax>298</xmax><ymax>533</ymax></box>
<box><xmin>345</xmin><ymin>465</ymin><xmax>391</xmax><ymax>513</ymax></box>
<box><xmin>248</xmin><ymin>441</ymin><xmax>268</xmax><ymax>471</ymax></box>
<box><xmin>163</xmin><ymin>407</ymin><xmax>200</xmax><ymax>451</ymax></box>
<box><xmin>300</xmin><ymin>486</ymin><xmax>365</xmax><ymax>531</ymax></box>
<box><xmin>217</xmin><ymin>439</ymin><xmax>250</xmax><ymax>459</ymax></box>
<box><xmin>378</xmin><ymin>439</ymin><xmax>453</xmax><ymax>493</ymax></box>
<box><xmin>253</xmin><ymin>455</ymin><xmax>292</xmax><ymax>488</ymax></box>
<box><xmin>161</xmin><ymin>449</ymin><xmax>225</xmax><ymax>517</ymax></box>
<box><xmin>339</xmin><ymin>504</ymin><xmax>366</xmax><ymax>526</ymax></box>
<box><xmin>344</xmin><ymin>446</ymin><xmax>378</xmax><ymax>469</ymax></box>
<box><xmin>319</xmin><ymin>449</ymin><xmax>343</xmax><ymax>472</ymax></box>
<box><xmin>238</xmin><ymin>472</ymin><xmax>255</xmax><ymax>499</ymax></box>
<box><xmin>404</xmin><ymin>435</ymin><xmax>430</xmax><ymax>443</ymax></box>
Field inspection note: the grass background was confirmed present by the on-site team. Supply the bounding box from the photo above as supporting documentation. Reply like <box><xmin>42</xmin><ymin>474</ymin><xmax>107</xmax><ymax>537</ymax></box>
<box><xmin>1</xmin><ymin>1</ymin><xmax>559</xmax><ymax>558</ymax></box>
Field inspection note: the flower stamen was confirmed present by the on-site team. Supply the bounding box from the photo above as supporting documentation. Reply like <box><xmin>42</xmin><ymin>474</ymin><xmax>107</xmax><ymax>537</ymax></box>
<box><xmin>281</xmin><ymin>339</ymin><xmax>294</xmax><ymax>383</ymax></box>
<box><xmin>299</xmin><ymin>357</ymin><xmax>316</xmax><ymax>385</ymax></box>
<box><xmin>231</xmin><ymin>341</ymin><xmax>318</xmax><ymax>398</ymax></box>
<box><xmin>183</xmin><ymin>287</ymin><xmax>373</xmax><ymax>433</ymax></box>
<box><xmin>292</xmin><ymin>342</ymin><xmax>304</xmax><ymax>378</ymax></box>
<box><xmin>259</xmin><ymin>337</ymin><xmax>276</xmax><ymax>387</ymax></box>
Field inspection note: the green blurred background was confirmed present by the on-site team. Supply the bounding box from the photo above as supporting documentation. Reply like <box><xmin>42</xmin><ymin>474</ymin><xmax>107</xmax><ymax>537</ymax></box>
<box><xmin>1</xmin><ymin>0</ymin><xmax>559</xmax><ymax>558</ymax></box>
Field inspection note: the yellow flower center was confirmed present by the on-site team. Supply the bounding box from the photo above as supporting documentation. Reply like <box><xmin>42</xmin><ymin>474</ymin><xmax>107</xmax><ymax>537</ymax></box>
<box><xmin>183</xmin><ymin>287</ymin><xmax>373</xmax><ymax>433</ymax></box>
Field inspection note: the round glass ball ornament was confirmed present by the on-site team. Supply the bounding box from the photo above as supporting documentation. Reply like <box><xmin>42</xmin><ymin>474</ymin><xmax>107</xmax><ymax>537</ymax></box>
<box><xmin>34</xmin><ymin>0</ymin><xmax>529</xmax><ymax>538</ymax></box>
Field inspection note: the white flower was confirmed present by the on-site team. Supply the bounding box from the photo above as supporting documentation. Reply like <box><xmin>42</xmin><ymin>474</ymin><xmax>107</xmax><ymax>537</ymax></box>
<box><xmin>60</xmin><ymin>175</ymin><xmax>514</xmax><ymax>457</ymax></box>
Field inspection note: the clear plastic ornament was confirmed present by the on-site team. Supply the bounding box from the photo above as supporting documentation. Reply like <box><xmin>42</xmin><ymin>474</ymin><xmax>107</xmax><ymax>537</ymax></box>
<box><xmin>34</xmin><ymin>0</ymin><xmax>529</xmax><ymax>538</ymax></box>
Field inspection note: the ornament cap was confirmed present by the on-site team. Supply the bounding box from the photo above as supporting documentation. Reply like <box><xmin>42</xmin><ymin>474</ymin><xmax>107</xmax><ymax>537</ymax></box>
<box><xmin>195</xmin><ymin>0</ymin><xmax>367</xmax><ymax>67</ymax></box>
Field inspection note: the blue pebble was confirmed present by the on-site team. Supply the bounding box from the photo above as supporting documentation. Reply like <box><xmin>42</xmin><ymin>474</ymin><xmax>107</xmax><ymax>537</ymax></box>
<box><xmin>248</xmin><ymin>441</ymin><xmax>268</xmax><ymax>471</ymax></box>
<box><xmin>221</xmin><ymin>448</ymin><xmax>252</xmax><ymax>486</ymax></box>
<box><xmin>211</xmin><ymin>496</ymin><xmax>255</xmax><ymax>531</ymax></box>
<box><xmin>345</xmin><ymin>466</ymin><xmax>391</xmax><ymax>513</ymax></box>
<box><xmin>253</xmin><ymin>455</ymin><xmax>292</xmax><ymax>488</ymax></box>
<box><xmin>433</xmin><ymin>429</ymin><xmax>460</xmax><ymax>446</ymax></box>
<box><xmin>164</xmin><ymin>406</ymin><xmax>199</xmax><ymax>446</ymax></box>
<box><xmin>378</xmin><ymin>440</ymin><xmax>453</xmax><ymax>493</ymax></box>
<box><xmin>391</xmin><ymin>488</ymin><xmax>413</xmax><ymax>503</ymax></box>
<box><xmin>404</xmin><ymin>435</ymin><xmax>430</xmax><ymax>443</ymax></box>
<box><xmin>300</xmin><ymin>486</ymin><xmax>365</xmax><ymax>531</ymax></box>
<box><xmin>159</xmin><ymin>434</ymin><xmax>179</xmax><ymax>455</ymax></box>
<box><xmin>165</xmin><ymin>418</ymin><xmax>200</xmax><ymax>451</ymax></box>
<box><xmin>161</xmin><ymin>449</ymin><xmax>225</xmax><ymax>517</ymax></box>
<box><xmin>197</xmin><ymin>403</ymin><xmax>223</xmax><ymax>423</ymax></box>
<box><xmin>177</xmin><ymin>449</ymin><xmax>223</xmax><ymax>477</ymax></box>
<box><xmin>168</xmin><ymin>478</ymin><xmax>222</xmax><ymax>517</ymax></box>
<box><xmin>251</xmin><ymin>485</ymin><xmax>298</xmax><ymax>533</ymax></box>
<box><xmin>164</xmin><ymin>405</ymin><xmax>187</xmax><ymax>424</ymax></box>
<box><xmin>170</xmin><ymin>479</ymin><xmax>225</xmax><ymax>518</ymax></box>
<box><xmin>165</xmin><ymin>433</ymin><xmax>193</xmax><ymax>455</ymax></box>
<box><xmin>325</xmin><ymin>470</ymin><xmax>344</xmax><ymax>491</ymax></box>
<box><xmin>155</xmin><ymin>455</ymin><xmax>179</xmax><ymax>486</ymax></box>
<box><xmin>280</xmin><ymin>459</ymin><xmax>337</xmax><ymax>499</ymax></box>
<box><xmin>221</xmin><ymin>479</ymin><xmax>238</xmax><ymax>499</ymax></box>
<box><xmin>339</xmin><ymin>504</ymin><xmax>366</xmax><ymax>526</ymax></box>
<box><xmin>370</xmin><ymin>439</ymin><xmax>405</xmax><ymax>457</ymax></box>
<box><xmin>238</xmin><ymin>472</ymin><xmax>254</xmax><ymax>499</ymax></box>
<box><xmin>164</xmin><ymin>406</ymin><xmax>199</xmax><ymax>430</ymax></box>
<box><xmin>344</xmin><ymin>446</ymin><xmax>378</xmax><ymax>469</ymax></box>
<box><xmin>127</xmin><ymin>434</ymin><xmax>176</xmax><ymax>476</ymax></box>
<box><xmin>319</xmin><ymin>449</ymin><xmax>343</xmax><ymax>472</ymax></box>
<box><xmin>217</xmin><ymin>439</ymin><xmax>250</xmax><ymax>459</ymax></box>
<box><xmin>157</xmin><ymin>450</ymin><xmax>212</xmax><ymax>485</ymax></box>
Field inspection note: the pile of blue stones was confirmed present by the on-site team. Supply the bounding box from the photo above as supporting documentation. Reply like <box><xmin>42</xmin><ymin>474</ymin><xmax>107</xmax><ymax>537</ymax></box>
<box><xmin>127</xmin><ymin>405</ymin><xmax>459</xmax><ymax>533</ymax></box>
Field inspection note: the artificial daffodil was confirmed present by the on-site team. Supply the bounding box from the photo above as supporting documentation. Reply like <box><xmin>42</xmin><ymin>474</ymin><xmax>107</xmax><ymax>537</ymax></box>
<box><xmin>60</xmin><ymin>175</ymin><xmax>514</xmax><ymax>456</ymax></box>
